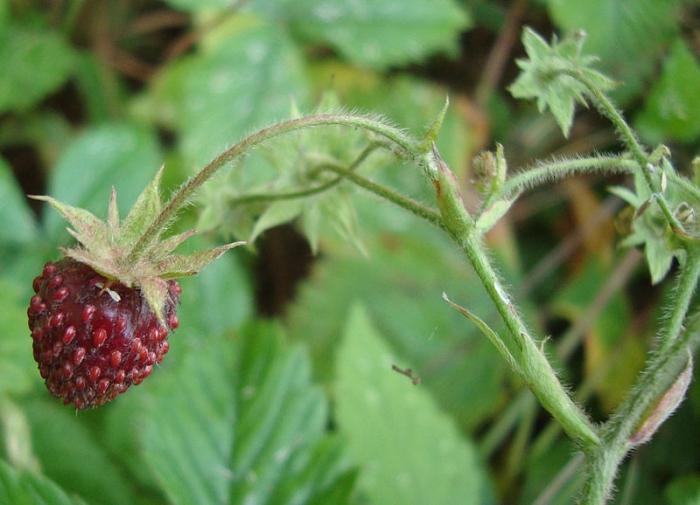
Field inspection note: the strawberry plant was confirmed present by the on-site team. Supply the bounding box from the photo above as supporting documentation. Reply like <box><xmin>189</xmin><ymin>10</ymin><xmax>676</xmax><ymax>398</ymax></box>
<box><xmin>2</xmin><ymin>2</ymin><xmax>700</xmax><ymax>505</ymax></box>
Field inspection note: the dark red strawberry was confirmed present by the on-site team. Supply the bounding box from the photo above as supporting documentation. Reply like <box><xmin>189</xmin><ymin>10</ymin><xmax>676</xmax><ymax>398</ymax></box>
<box><xmin>28</xmin><ymin>259</ymin><xmax>181</xmax><ymax>409</ymax></box>
<box><xmin>28</xmin><ymin>170</ymin><xmax>242</xmax><ymax>408</ymax></box>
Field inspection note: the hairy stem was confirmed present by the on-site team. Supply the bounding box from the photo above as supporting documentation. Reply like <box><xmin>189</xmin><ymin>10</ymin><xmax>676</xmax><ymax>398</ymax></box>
<box><xmin>227</xmin><ymin>143</ymin><xmax>381</xmax><ymax>207</ymax></box>
<box><xmin>321</xmin><ymin>163</ymin><xmax>445</xmax><ymax>231</ymax></box>
<box><xmin>579</xmin><ymin>249</ymin><xmax>700</xmax><ymax>504</ymax></box>
<box><xmin>127</xmin><ymin>113</ymin><xmax>418</xmax><ymax>262</ymax></box>
<box><xmin>501</xmin><ymin>156</ymin><xmax>636</xmax><ymax>198</ymax></box>
<box><xmin>430</xmin><ymin>150</ymin><xmax>600</xmax><ymax>450</ymax></box>
<box><xmin>565</xmin><ymin>70</ymin><xmax>684</xmax><ymax>234</ymax></box>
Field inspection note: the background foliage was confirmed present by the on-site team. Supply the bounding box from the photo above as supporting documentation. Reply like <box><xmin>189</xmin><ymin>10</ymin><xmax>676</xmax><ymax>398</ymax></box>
<box><xmin>1</xmin><ymin>1</ymin><xmax>699</xmax><ymax>504</ymax></box>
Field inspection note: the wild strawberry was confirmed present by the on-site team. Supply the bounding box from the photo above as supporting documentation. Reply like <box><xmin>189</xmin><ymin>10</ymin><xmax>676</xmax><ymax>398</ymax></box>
<box><xmin>28</xmin><ymin>259</ymin><xmax>180</xmax><ymax>408</ymax></box>
<box><xmin>28</xmin><ymin>167</ymin><xmax>243</xmax><ymax>408</ymax></box>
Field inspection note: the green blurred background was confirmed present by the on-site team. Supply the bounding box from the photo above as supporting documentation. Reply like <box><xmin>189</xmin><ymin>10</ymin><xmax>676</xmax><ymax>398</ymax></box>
<box><xmin>1</xmin><ymin>1</ymin><xmax>700</xmax><ymax>504</ymax></box>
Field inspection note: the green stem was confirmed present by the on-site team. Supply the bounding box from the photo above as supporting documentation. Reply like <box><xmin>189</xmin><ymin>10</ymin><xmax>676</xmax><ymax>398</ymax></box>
<box><xmin>501</xmin><ymin>156</ymin><xmax>636</xmax><ymax>198</ymax></box>
<box><xmin>566</xmin><ymin>69</ymin><xmax>685</xmax><ymax>234</ymax></box>
<box><xmin>429</xmin><ymin>150</ymin><xmax>600</xmax><ymax>450</ymax></box>
<box><xmin>228</xmin><ymin>144</ymin><xmax>381</xmax><ymax>207</ymax></box>
<box><xmin>578</xmin><ymin>249</ymin><xmax>700</xmax><ymax>504</ymax></box>
<box><xmin>460</xmin><ymin>231</ymin><xmax>599</xmax><ymax>450</ymax></box>
<box><xmin>659</xmin><ymin>251</ymin><xmax>700</xmax><ymax>353</ymax></box>
<box><xmin>321</xmin><ymin>163</ymin><xmax>446</xmax><ymax>231</ymax></box>
<box><xmin>228</xmin><ymin>178</ymin><xmax>344</xmax><ymax>206</ymax></box>
<box><xmin>127</xmin><ymin>113</ymin><xmax>418</xmax><ymax>262</ymax></box>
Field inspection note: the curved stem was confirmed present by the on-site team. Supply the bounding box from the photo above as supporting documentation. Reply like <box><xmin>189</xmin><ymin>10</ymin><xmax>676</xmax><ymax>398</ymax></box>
<box><xmin>578</xmin><ymin>249</ymin><xmax>700</xmax><ymax>504</ymax></box>
<box><xmin>227</xmin><ymin>143</ymin><xmax>381</xmax><ymax>207</ymax></box>
<box><xmin>321</xmin><ymin>162</ymin><xmax>446</xmax><ymax>231</ymax></box>
<box><xmin>427</xmin><ymin>149</ymin><xmax>600</xmax><ymax>450</ymax></box>
<box><xmin>502</xmin><ymin>156</ymin><xmax>636</xmax><ymax>198</ymax></box>
<box><xmin>127</xmin><ymin>113</ymin><xmax>418</xmax><ymax>262</ymax></box>
<box><xmin>564</xmin><ymin>69</ymin><xmax>684</xmax><ymax>234</ymax></box>
<box><xmin>228</xmin><ymin>177</ymin><xmax>345</xmax><ymax>207</ymax></box>
<box><xmin>659</xmin><ymin>251</ymin><xmax>700</xmax><ymax>353</ymax></box>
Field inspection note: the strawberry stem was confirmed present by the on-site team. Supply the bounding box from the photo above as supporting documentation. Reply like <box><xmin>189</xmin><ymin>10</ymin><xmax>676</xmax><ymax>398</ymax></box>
<box><xmin>126</xmin><ymin>113</ymin><xmax>420</xmax><ymax>263</ymax></box>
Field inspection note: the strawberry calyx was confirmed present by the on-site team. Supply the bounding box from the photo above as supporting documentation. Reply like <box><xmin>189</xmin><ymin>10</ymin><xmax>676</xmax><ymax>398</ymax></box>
<box><xmin>31</xmin><ymin>166</ymin><xmax>244</xmax><ymax>323</ymax></box>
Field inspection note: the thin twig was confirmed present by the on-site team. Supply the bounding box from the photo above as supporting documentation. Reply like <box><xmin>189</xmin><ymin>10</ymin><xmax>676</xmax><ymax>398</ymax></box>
<box><xmin>475</xmin><ymin>0</ymin><xmax>529</xmax><ymax>106</ymax></box>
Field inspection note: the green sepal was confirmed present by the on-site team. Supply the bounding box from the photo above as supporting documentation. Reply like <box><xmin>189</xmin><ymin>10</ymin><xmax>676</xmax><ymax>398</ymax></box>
<box><xmin>29</xmin><ymin>195</ymin><xmax>110</xmax><ymax>256</ymax></box>
<box><xmin>419</xmin><ymin>96</ymin><xmax>449</xmax><ymax>153</ymax></box>
<box><xmin>36</xmin><ymin>164</ymin><xmax>243</xmax><ymax>320</ymax></box>
<box><xmin>120</xmin><ymin>164</ymin><xmax>164</xmax><ymax>246</ymax></box>
<box><xmin>61</xmin><ymin>247</ymin><xmax>121</xmax><ymax>281</ymax></box>
<box><xmin>107</xmin><ymin>187</ymin><xmax>120</xmax><ymax>239</ymax></box>
<box><xmin>509</xmin><ymin>27</ymin><xmax>615</xmax><ymax>137</ymax></box>
<box><xmin>140</xmin><ymin>276</ymin><xmax>170</xmax><ymax>325</ymax></box>
<box><xmin>147</xmin><ymin>229</ymin><xmax>197</xmax><ymax>260</ymax></box>
<box><xmin>155</xmin><ymin>241</ymin><xmax>245</xmax><ymax>278</ymax></box>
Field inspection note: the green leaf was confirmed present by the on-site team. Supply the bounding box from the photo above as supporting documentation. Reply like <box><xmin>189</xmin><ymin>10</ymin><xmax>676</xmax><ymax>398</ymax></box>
<box><xmin>0</xmin><ymin>459</ymin><xmax>89</xmax><ymax>505</ymax></box>
<box><xmin>44</xmin><ymin>123</ymin><xmax>162</xmax><ymax>243</ymax></box>
<box><xmin>550</xmin><ymin>257</ymin><xmax>643</xmax><ymax>411</ymax></box>
<box><xmin>636</xmin><ymin>39</ymin><xmax>700</xmax><ymax>143</ymax></box>
<box><xmin>140</xmin><ymin>323</ymin><xmax>353</xmax><ymax>505</ymax></box>
<box><xmin>276</xmin><ymin>0</ymin><xmax>471</xmax><ymax>69</ymax></box>
<box><xmin>519</xmin><ymin>439</ymin><xmax>582</xmax><ymax>505</ymax></box>
<box><xmin>21</xmin><ymin>400</ymin><xmax>139</xmax><ymax>505</ymax></box>
<box><xmin>665</xmin><ymin>475</ymin><xmax>700</xmax><ymax>505</ymax></box>
<box><xmin>0</xmin><ymin>280</ymin><xmax>39</xmax><ymax>397</ymax></box>
<box><xmin>176</xmin><ymin>238</ymin><xmax>253</xmax><ymax>336</ymax></box>
<box><xmin>547</xmin><ymin>0</ymin><xmax>681</xmax><ymax>103</ymax></box>
<box><xmin>0</xmin><ymin>398</ymin><xmax>38</xmax><ymax>472</ymax></box>
<box><xmin>0</xmin><ymin>157</ymin><xmax>37</xmax><ymax>245</ymax></box>
<box><xmin>336</xmin><ymin>306</ymin><xmax>492</xmax><ymax>505</ymax></box>
<box><xmin>141</xmin><ymin>18</ymin><xmax>309</xmax><ymax>167</ymax></box>
<box><xmin>287</xmin><ymin>229</ymin><xmax>506</xmax><ymax>431</ymax></box>
<box><xmin>0</xmin><ymin>24</ymin><xmax>76</xmax><ymax>113</ymax></box>
<box><xmin>509</xmin><ymin>28</ymin><xmax>614</xmax><ymax>137</ymax></box>
<box><xmin>249</xmin><ymin>200</ymin><xmax>305</xmax><ymax>243</ymax></box>
<box><xmin>163</xmin><ymin>0</ymin><xmax>231</xmax><ymax>11</ymax></box>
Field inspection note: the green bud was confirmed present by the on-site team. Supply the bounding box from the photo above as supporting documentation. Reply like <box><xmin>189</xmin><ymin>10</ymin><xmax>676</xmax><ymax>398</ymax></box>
<box><xmin>471</xmin><ymin>144</ymin><xmax>507</xmax><ymax>197</ymax></box>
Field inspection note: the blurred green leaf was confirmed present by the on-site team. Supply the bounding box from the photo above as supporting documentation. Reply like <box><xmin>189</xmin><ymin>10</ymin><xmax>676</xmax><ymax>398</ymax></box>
<box><xmin>636</xmin><ymin>39</ymin><xmax>700</xmax><ymax>144</ymax></box>
<box><xmin>0</xmin><ymin>458</ymin><xmax>89</xmax><ymax>505</ymax></box>
<box><xmin>287</xmin><ymin>227</ymin><xmax>506</xmax><ymax>431</ymax></box>
<box><xmin>666</xmin><ymin>475</ymin><xmax>700</xmax><ymax>505</ymax></box>
<box><xmin>547</xmin><ymin>0</ymin><xmax>680</xmax><ymax>102</ymax></box>
<box><xmin>250</xmin><ymin>200</ymin><xmax>305</xmax><ymax>243</ymax></box>
<box><xmin>0</xmin><ymin>156</ymin><xmax>37</xmax><ymax>245</ymax></box>
<box><xmin>0</xmin><ymin>398</ymin><xmax>38</xmax><ymax>472</ymax></box>
<box><xmin>308</xmin><ymin>69</ymin><xmax>472</xmax><ymax>200</ymax></box>
<box><xmin>271</xmin><ymin>0</ymin><xmax>471</xmax><ymax>69</ymax></box>
<box><xmin>550</xmin><ymin>257</ymin><xmax>642</xmax><ymax>411</ymax></box>
<box><xmin>0</xmin><ymin>280</ymin><xmax>38</xmax><ymax>397</ymax></box>
<box><xmin>164</xmin><ymin>0</ymin><xmax>231</xmax><ymax>12</ymax></box>
<box><xmin>140</xmin><ymin>18</ymin><xmax>308</xmax><ymax>167</ymax></box>
<box><xmin>20</xmin><ymin>400</ymin><xmax>138</xmax><ymax>505</ymax></box>
<box><xmin>176</xmin><ymin>249</ymin><xmax>253</xmax><ymax>337</ymax></box>
<box><xmin>0</xmin><ymin>24</ymin><xmax>76</xmax><ymax>113</ymax></box>
<box><xmin>141</xmin><ymin>322</ymin><xmax>353</xmax><ymax>505</ymax></box>
<box><xmin>336</xmin><ymin>305</ymin><xmax>492</xmax><ymax>504</ymax></box>
<box><xmin>519</xmin><ymin>439</ymin><xmax>581</xmax><ymax>505</ymax></box>
<box><xmin>44</xmin><ymin>123</ymin><xmax>163</xmax><ymax>242</ymax></box>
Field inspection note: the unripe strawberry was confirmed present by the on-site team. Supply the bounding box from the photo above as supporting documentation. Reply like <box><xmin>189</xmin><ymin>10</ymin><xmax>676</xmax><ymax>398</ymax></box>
<box><xmin>28</xmin><ymin>259</ymin><xmax>180</xmax><ymax>409</ymax></box>
<box><xmin>28</xmin><ymin>167</ymin><xmax>242</xmax><ymax>408</ymax></box>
